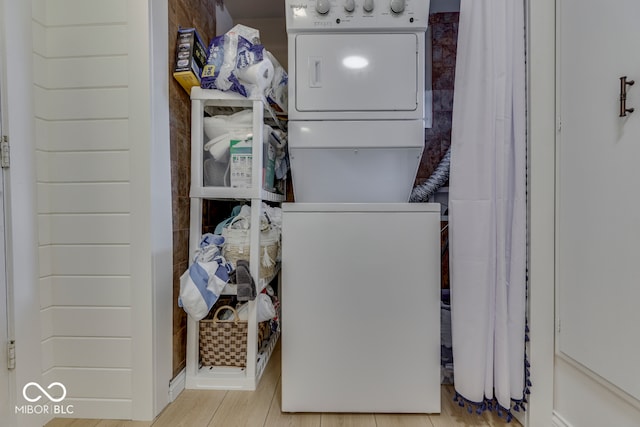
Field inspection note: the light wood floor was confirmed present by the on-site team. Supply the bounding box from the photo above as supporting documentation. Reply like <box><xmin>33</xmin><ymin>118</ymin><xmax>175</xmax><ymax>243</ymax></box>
<box><xmin>45</xmin><ymin>344</ymin><xmax>522</xmax><ymax>427</ymax></box>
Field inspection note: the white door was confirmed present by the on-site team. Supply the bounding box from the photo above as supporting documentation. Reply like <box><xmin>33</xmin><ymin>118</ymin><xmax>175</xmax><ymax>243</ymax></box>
<box><xmin>0</xmin><ymin>158</ymin><xmax>8</xmax><ymax>423</ymax></box>
<box><xmin>0</xmin><ymin>57</ymin><xmax>10</xmax><ymax>422</ymax></box>
<box><xmin>558</xmin><ymin>0</ymin><xmax>640</xmax><ymax>403</ymax></box>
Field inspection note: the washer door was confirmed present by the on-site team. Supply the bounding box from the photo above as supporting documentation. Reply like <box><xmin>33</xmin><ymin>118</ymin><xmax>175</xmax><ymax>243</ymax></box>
<box><xmin>294</xmin><ymin>33</ymin><xmax>418</xmax><ymax>112</ymax></box>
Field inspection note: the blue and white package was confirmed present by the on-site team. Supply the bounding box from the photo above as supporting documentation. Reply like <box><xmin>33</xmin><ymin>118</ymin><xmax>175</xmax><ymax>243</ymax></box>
<box><xmin>201</xmin><ymin>25</ymin><xmax>265</xmax><ymax>97</ymax></box>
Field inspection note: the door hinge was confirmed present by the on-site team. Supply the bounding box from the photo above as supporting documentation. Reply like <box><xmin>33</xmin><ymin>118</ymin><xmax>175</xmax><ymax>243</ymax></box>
<box><xmin>1</xmin><ymin>135</ymin><xmax>9</xmax><ymax>168</ymax></box>
<box><xmin>7</xmin><ymin>340</ymin><xmax>15</xmax><ymax>370</ymax></box>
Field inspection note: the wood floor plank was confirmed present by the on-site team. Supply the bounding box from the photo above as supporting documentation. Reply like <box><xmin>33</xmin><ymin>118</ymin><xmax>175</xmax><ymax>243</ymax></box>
<box><xmin>151</xmin><ymin>389</ymin><xmax>226</xmax><ymax>427</ymax></box>
<box><xmin>482</xmin><ymin>408</ymin><xmax>523</xmax><ymax>427</ymax></box>
<box><xmin>320</xmin><ymin>413</ymin><xmax>377</xmax><ymax>427</ymax></box>
<box><xmin>263</xmin><ymin>380</ymin><xmax>321</xmax><ymax>427</ymax></box>
<box><xmin>206</xmin><ymin>346</ymin><xmax>281</xmax><ymax>427</ymax></box>
<box><xmin>375</xmin><ymin>413</ymin><xmax>434</xmax><ymax>427</ymax></box>
<box><xmin>439</xmin><ymin>385</ymin><xmax>473</xmax><ymax>426</ymax></box>
<box><xmin>46</xmin><ymin>345</ymin><xmax>522</xmax><ymax>427</ymax></box>
<box><xmin>428</xmin><ymin>413</ymin><xmax>458</xmax><ymax>427</ymax></box>
<box><xmin>45</xmin><ymin>421</ymin><xmax>151</xmax><ymax>427</ymax></box>
<box><xmin>45</xmin><ymin>420</ymin><xmax>101</xmax><ymax>427</ymax></box>
<box><xmin>95</xmin><ymin>421</ymin><xmax>152</xmax><ymax>427</ymax></box>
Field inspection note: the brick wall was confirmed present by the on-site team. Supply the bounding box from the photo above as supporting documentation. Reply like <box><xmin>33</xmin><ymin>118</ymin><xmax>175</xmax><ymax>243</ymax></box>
<box><xmin>416</xmin><ymin>12</ymin><xmax>459</xmax><ymax>290</ymax></box>
<box><xmin>168</xmin><ymin>0</ymin><xmax>218</xmax><ymax>378</ymax></box>
<box><xmin>415</xmin><ymin>12</ymin><xmax>460</xmax><ymax>186</ymax></box>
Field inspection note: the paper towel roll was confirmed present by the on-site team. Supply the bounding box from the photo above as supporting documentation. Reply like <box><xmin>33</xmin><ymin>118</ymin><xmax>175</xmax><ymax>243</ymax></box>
<box><xmin>236</xmin><ymin>58</ymin><xmax>274</xmax><ymax>92</ymax></box>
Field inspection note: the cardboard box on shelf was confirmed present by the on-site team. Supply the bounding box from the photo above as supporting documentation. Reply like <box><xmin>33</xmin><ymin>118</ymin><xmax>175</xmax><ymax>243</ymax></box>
<box><xmin>229</xmin><ymin>130</ymin><xmax>276</xmax><ymax>191</ymax></box>
<box><xmin>173</xmin><ymin>27</ymin><xmax>207</xmax><ymax>94</ymax></box>
<box><xmin>229</xmin><ymin>136</ymin><xmax>253</xmax><ymax>189</ymax></box>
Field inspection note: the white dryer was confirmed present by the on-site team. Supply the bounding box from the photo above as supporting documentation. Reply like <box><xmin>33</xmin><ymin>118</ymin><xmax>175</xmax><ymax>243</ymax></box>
<box><xmin>285</xmin><ymin>0</ymin><xmax>431</xmax><ymax>203</ymax></box>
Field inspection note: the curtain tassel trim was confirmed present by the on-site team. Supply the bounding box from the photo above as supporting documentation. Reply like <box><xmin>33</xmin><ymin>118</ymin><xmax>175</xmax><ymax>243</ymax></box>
<box><xmin>452</xmin><ymin>348</ymin><xmax>532</xmax><ymax>423</ymax></box>
<box><xmin>453</xmin><ymin>392</ymin><xmax>529</xmax><ymax>423</ymax></box>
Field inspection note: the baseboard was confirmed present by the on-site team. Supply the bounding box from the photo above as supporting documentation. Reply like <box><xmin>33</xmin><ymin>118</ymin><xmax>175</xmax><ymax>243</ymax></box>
<box><xmin>168</xmin><ymin>368</ymin><xmax>186</xmax><ymax>402</ymax></box>
<box><xmin>552</xmin><ymin>411</ymin><xmax>573</xmax><ymax>427</ymax></box>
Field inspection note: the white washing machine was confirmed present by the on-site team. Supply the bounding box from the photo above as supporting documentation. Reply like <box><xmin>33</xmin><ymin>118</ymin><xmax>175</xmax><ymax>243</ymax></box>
<box><xmin>282</xmin><ymin>0</ymin><xmax>440</xmax><ymax>413</ymax></box>
<box><xmin>281</xmin><ymin>203</ymin><xmax>441</xmax><ymax>413</ymax></box>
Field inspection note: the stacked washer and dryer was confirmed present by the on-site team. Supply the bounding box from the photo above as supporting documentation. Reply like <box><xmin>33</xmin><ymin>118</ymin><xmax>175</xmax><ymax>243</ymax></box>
<box><xmin>281</xmin><ymin>0</ymin><xmax>441</xmax><ymax>413</ymax></box>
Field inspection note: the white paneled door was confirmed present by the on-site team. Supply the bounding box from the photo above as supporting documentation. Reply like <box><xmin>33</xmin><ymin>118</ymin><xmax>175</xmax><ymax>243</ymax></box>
<box><xmin>0</xmin><ymin>166</ymin><xmax>8</xmax><ymax>424</ymax></box>
<box><xmin>0</xmin><ymin>58</ymin><xmax>10</xmax><ymax>423</ymax></box>
<box><xmin>558</xmin><ymin>0</ymin><xmax>640</xmax><ymax>402</ymax></box>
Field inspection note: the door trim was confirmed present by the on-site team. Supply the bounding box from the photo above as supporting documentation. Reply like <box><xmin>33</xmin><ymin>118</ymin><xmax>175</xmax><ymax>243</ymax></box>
<box><xmin>526</xmin><ymin>0</ymin><xmax>557</xmax><ymax>426</ymax></box>
<box><xmin>0</xmin><ymin>2</ymin><xmax>17</xmax><ymax>424</ymax></box>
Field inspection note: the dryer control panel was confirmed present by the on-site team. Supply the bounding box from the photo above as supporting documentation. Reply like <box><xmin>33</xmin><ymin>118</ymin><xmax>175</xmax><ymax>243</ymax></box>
<box><xmin>285</xmin><ymin>0</ymin><xmax>430</xmax><ymax>32</ymax></box>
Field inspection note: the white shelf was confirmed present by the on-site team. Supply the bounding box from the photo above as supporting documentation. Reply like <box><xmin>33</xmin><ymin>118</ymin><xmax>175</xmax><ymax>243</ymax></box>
<box><xmin>185</xmin><ymin>88</ymin><xmax>284</xmax><ymax>391</ymax></box>
<box><xmin>190</xmin><ymin>88</ymin><xmax>286</xmax><ymax>201</ymax></box>
<box><xmin>191</xmin><ymin>87</ymin><xmax>285</xmax><ymax>131</ymax></box>
<box><xmin>191</xmin><ymin>86</ymin><xmax>256</xmax><ymax>103</ymax></box>
<box><xmin>190</xmin><ymin>186</ymin><xmax>285</xmax><ymax>202</ymax></box>
<box><xmin>185</xmin><ymin>328</ymin><xmax>280</xmax><ymax>390</ymax></box>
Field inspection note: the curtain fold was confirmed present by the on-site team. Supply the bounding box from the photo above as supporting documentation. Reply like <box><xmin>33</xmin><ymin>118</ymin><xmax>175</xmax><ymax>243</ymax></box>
<box><xmin>449</xmin><ymin>0</ymin><xmax>527</xmax><ymax>418</ymax></box>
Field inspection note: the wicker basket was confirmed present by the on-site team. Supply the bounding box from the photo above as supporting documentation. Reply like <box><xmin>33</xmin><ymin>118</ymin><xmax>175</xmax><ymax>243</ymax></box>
<box><xmin>199</xmin><ymin>305</ymin><xmax>248</xmax><ymax>367</ymax></box>
<box><xmin>199</xmin><ymin>305</ymin><xmax>273</xmax><ymax>367</ymax></box>
<box><xmin>222</xmin><ymin>226</ymin><xmax>280</xmax><ymax>279</ymax></box>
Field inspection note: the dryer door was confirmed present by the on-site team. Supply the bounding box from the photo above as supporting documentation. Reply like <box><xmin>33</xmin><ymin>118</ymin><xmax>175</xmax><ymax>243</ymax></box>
<box><xmin>294</xmin><ymin>33</ymin><xmax>419</xmax><ymax>113</ymax></box>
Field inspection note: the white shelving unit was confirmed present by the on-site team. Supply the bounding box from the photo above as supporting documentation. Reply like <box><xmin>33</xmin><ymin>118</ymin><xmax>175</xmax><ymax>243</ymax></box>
<box><xmin>185</xmin><ymin>87</ymin><xmax>285</xmax><ymax>390</ymax></box>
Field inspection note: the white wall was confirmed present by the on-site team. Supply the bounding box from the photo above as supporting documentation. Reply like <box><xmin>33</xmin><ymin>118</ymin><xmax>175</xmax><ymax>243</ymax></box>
<box><xmin>216</xmin><ymin>3</ymin><xmax>234</xmax><ymax>36</ymax></box>
<box><xmin>430</xmin><ymin>0</ymin><xmax>461</xmax><ymax>13</ymax></box>
<box><xmin>31</xmin><ymin>0</ymin><xmax>170</xmax><ymax>421</ymax></box>
<box><xmin>34</xmin><ymin>0</ymin><xmax>135</xmax><ymax>418</ymax></box>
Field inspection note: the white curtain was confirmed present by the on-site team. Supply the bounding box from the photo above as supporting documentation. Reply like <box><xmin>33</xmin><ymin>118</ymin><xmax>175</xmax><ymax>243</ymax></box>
<box><xmin>449</xmin><ymin>0</ymin><xmax>527</xmax><ymax>417</ymax></box>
